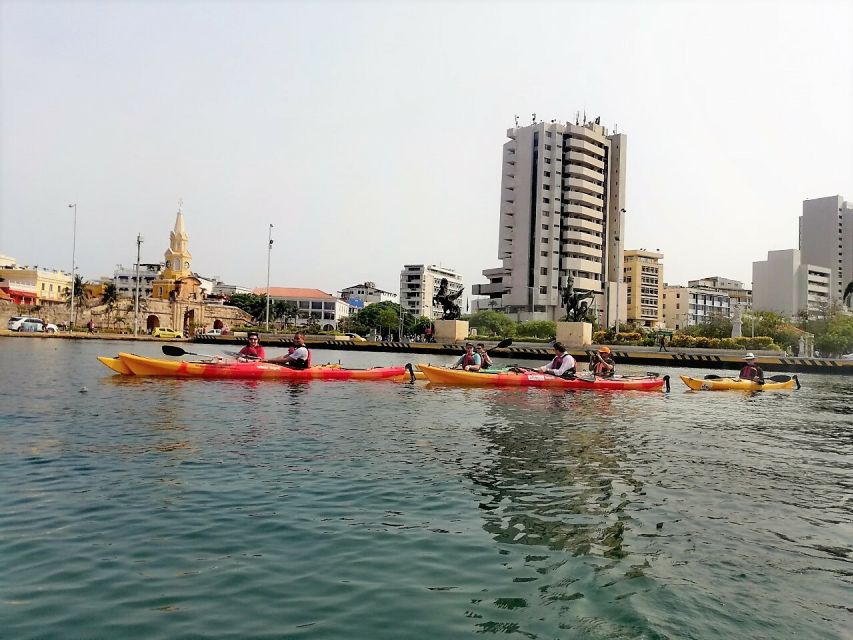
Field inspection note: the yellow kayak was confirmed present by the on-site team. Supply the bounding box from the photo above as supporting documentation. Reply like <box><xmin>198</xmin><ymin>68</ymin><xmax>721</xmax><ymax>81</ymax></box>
<box><xmin>680</xmin><ymin>375</ymin><xmax>800</xmax><ymax>391</ymax></box>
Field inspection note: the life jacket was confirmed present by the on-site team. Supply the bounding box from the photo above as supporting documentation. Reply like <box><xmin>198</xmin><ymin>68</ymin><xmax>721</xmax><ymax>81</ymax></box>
<box><xmin>288</xmin><ymin>344</ymin><xmax>312</xmax><ymax>368</ymax></box>
<box><xmin>740</xmin><ymin>364</ymin><xmax>761</xmax><ymax>379</ymax></box>
<box><xmin>462</xmin><ymin>352</ymin><xmax>478</xmax><ymax>368</ymax></box>
<box><xmin>479</xmin><ymin>355</ymin><xmax>490</xmax><ymax>370</ymax></box>
<box><xmin>592</xmin><ymin>357</ymin><xmax>614</xmax><ymax>377</ymax></box>
<box><xmin>551</xmin><ymin>353</ymin><xmax>576</xmax><ymax>376</ymax></box>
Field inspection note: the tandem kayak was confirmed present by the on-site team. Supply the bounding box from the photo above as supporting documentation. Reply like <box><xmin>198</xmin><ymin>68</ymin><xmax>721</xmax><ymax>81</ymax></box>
<box><xmin>417</xmin><ymin>365</ymin><xmax>669</xmax><ymax>391</ymax></box>
<box><xmin>680</xmin><ymin>375</ymin><xmax>800</xmax><ymax>391</ymax></box>
<box><xmin>100</xmin><ymin>353</ymin><xmax>417</xmax><ymax>381</ymax></box>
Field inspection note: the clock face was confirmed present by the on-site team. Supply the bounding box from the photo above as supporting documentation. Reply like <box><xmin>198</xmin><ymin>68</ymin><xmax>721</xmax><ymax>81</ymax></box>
<box><xmin>174</xmin><ymin>259</ymin><xmax>180</xmax><ymax>270</ymax></box>
<box><xmin>184</xmin><ymin>261</ymin><xmax>190</xmax><ymax>270</ymax></box>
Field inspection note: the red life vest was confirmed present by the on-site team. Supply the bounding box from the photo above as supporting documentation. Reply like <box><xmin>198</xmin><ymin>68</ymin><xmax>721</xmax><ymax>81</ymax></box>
<box><xmin>552</xmin><ymin>353</ymin><xmax>565</xmax><ymax>369</ymax></box>
<box><xmin>288</xmin><ymin>345</ymin><xmax>312</xmax><ymax>368</ymax></box>
<box><xmin>462</xmin><ymin>352</ymin><xmax>478</xmax><ymax>368</ymax></box>
<box><xmin>740</xmin><ymin>364</ymin><xmax>761</xmax><ymax>379</ymax></box>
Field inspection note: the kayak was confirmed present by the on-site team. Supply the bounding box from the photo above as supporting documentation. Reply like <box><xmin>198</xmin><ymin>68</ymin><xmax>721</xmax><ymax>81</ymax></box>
<box><xmin>417</xmin><ymin>364</ymin><xmax>669</xmax><ymax>391</ymax></box>
<box><xmin>101</xmin><ymin>353</ymin><xmax>417</xmax><ymax>381</ymax></box>
<box><xmin>680</xmin><ymin>375</ymin><xmax>800</xmax><ymax>391</ymax></box>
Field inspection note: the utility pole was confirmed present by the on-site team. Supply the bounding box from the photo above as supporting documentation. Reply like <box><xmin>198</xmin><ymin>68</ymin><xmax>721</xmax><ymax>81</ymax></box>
<box><xmin>68</xmin><ymin>203</ymin><xmax>78</xmax><ymax>331</ymax></box>
<box><xmin>134</xmin><ymin>233</ymin><xmax>143</xmax><ymax>335</ymax></box>
<box><xmin>265</xmin><ymin>224</ymin><xmax>273</xmax><ymax>331</ymax></box>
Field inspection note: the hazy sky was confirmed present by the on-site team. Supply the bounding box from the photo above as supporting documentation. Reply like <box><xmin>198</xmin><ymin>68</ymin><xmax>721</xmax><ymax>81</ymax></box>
<box><xmin>1</xmin><ymin>0</ymin><xmax>851</xmax><ymax>300</ymax></box>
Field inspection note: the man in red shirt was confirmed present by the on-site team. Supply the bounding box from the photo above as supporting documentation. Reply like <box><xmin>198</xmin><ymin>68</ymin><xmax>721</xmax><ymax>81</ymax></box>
<box><xmin>237</xmin><ymin>332</ymin><xmax>266</xmax><ymax>361</ymax></box>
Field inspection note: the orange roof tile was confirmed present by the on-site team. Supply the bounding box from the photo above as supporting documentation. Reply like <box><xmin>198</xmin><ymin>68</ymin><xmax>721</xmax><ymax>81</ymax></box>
<box><xmin>252</xmin><ymin>287</ymin><xmax>336</xmax><ymax>300</ymax></box>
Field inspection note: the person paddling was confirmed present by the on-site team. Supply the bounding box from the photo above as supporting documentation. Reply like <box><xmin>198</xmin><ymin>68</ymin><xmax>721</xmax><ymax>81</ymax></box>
<box><xmin>267</xmin><ymin>332</ymin><xmax>311</xmax><ymax>369</ymax></box>
<box><xmin>738</xmin><ymin>353</ymin><xmax>764</xmax><ymax>381</ymax></box>
<box><xmin>537</xmin><ymin>342</ymin><xmax>576</xmax><ymax>377</ymax></box>
<box><xmin>452</xmin><ymin>343</ymin><xmax>482</xmax><ymax>372</ymax></box>
<box><xmin>236</xmin><ymin>331</ymin><xmax>266</xmax><ymax>362</ymax></box>
<box><xmin>476</xmin><ymin>343</ymin><xmax>493</xmax><ymax>370</ymax></box>
<box><xmin>589</xmin><ymin>346</ymin><xmax>615</xmax><ymax>377</ymax></box>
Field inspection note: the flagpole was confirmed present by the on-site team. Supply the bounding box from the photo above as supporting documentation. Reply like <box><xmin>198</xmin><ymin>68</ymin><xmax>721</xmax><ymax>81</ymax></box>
<box><xmin>265</xmin><ymin>224</ymin><xmax>273</xmax><ymax>331</ymax></box>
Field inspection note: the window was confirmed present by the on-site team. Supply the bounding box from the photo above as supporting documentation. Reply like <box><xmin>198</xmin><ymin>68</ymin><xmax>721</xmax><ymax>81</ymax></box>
<box><xmin>542</xmin><ymin>224</ymin><xmax>549</xmax><ymax>230</ymax></box>
<box><xmin>545</xmin><ymin>144</ymin><xmax>552</xmax><ymax>151</ymax></box>
<box><xmin>544</xmin><ymin>171</ymin><xmax>551</xmax><ymax>177</ymax></box>
<box><xmin>541</xmin><ymin>267</ymin><xmax>548</xmax><ymax>275</ymax></box>
<box><xmin>539</xmin><ymin>286</ymin><xmax>547</xmax><ymax>294</ymax></box>
<box><xmin>541</xmin><ymin>251</ymin><xmax>548</xmax><ymax>257</ymax></box>
<box><xmin>543</xmin><ymin>197</ymin><xmax>550</xmax><ymax>203</ymax></box>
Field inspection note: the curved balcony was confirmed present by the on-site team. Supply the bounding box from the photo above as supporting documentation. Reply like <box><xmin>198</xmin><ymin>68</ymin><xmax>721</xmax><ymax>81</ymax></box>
<box><xmin>562</xmin><ymin>217</ymin><xmax>602</xmax><ymax>234</ymax></box>
<box><xmin>566</xmin><ymin>151</ymin><xmax>604</xmax><ymax>169</ymax></box>
<box><xmin>564</xmin><ymin>177</ymin><xmax>604</xmax><ymax>196</ymax></box>
<box><xmin>566</xmin><ymin>165</ymin><xmax>604</xmax><ymax>182</ymax></box>
<box><xmin>561</xmin><ymin>257</ymin><xmax>603</xmax><ymax>275</ymax></box>
<box><xmin>561</xmin><ymin>228</ymin><xmax>602</xmax><ymax>246</ymax></box>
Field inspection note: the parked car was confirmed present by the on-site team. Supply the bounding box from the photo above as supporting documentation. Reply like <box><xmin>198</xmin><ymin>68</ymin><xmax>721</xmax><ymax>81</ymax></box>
<box><xmin>152</xmin><ymin>327</ymin><xmax>184</xmax><ymax>339</ymax></box>
<box><xmin>345</xmin><ymin>332</ymin><xmax>367</xmax><ymax>342</ymax></box>
<box><xmin>203</xmin><ymin>329</ymin><xmax>223</xmax><ymax>337</ymax></box>
<box><xmin>8</xmin><ymin>316</ymin><xmax>58</xmax><ymax>333</ymax></box>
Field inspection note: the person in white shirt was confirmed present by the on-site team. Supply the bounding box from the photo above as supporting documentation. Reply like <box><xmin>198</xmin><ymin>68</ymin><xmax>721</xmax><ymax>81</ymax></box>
<box><xmin>267</xmin><ymin>332</ymin><xmax>311</xmax><ymax>369</ymax></box>
<box><xmin>537</xmin><ymin>342</ymin><xmax>576</xmax><ymax>377</ymax></box>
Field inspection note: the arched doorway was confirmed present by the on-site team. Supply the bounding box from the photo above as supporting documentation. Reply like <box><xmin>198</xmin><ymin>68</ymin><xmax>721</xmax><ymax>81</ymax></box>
<box><xmin>184</xmin><ymin>309</ymin><xmax>195</xmax><ymax>335</ymax></box>
<box><xmin>322</xmin><ymin>323</ymin><xmax>334</xmax><ymax>331</ymax></box>
<box><xmin>213</xmin><ymin>318</ymin><xmax>224</xmax><ymax>329</ymax></box>
<box><xmin>146</xmin><ymin>315</ymin><xmax>160</xmax><ymax>332</ymax></box>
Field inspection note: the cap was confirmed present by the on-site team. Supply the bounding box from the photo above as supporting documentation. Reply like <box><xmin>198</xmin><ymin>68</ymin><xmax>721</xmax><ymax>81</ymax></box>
<box><xmin>599</xmin><ymin>346</ymin><xmax>611</xmax><ymax>354</ymax></box>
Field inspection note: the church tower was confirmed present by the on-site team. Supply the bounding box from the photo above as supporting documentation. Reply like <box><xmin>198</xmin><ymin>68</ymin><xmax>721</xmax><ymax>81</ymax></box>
<box><xmin>152</xmin><ymin>202</ymin><xmax>199</xmax><ymax>300</ymax></box>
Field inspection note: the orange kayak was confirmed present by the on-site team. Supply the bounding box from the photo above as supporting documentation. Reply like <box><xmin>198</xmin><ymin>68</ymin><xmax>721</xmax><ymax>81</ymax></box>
<box><xmin>101</xmin><ymin>353</ymin><xmax>415</xmax><ymax>381</ymax></box>
<box><xmin>417</xmin><ymin>365</ymin><xmax>669</xmax><ymax>391</ymax></box>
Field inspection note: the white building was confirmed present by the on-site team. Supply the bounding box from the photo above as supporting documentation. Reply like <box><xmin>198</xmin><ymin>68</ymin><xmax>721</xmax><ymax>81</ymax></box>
<box><xmin>474</xmin><ymin>115</ymin><xmax>627</xmax><ymax>324</ymax></box>
<box><xmin>799</xmin><ymin>195</ymin><xmax>852</xmax><ymax>307</ymax></box>
<box><xmin>253</xmin><ymin>287</ymin><xmax>350</xmax><ymax>331</ymax></box>
<box><xmin>662</xmin><ymin>286</ymin><xmax>731</xmax><ymax>331</ymax></box>
<box><xmin>340</xmin><ymin>281</ymin><xmax>398</xmax><ymax>309</ymax></box>
<box><xmin>687</xmin><ymin>276</ymin><xmax>752</xmax><ymax>307</ymax></box>
<box><xmin>400</xmin><ymin>265</ymin><xmax>464</xmax><ymax>320</ymax></box>
<box><xmin>211</xmin><ymin>281</ymin><xmax>252</xmax><ymax>297</ymax></box>
<box><xmin>113</xmin><ymin>263</ymin><xmax>164</xmax><ymax>298</ymax></box>
<box><xmin>752</xmin><ymin>249</ymin><xmax>831</xmax><ymax>318</ymax></box>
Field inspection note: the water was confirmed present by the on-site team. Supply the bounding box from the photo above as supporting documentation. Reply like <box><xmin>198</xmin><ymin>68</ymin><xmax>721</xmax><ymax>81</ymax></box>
<box><xmin>1</xmin><ymin>338</ymin><xmax>851</xmax><ymax>639</ymax></box>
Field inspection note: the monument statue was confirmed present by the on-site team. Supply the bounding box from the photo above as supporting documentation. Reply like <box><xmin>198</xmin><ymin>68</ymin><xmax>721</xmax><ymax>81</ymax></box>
<box><xmin>560</xmin><ymin>274</ymin><xmax>593</xmax><ymax>322</ymax></box>
<box><xmin>731</xmin><ymin>305</ymin><xmax>743</xmax><ymax>338</ymax></box>
<box><xmin>433</xmin><ymin>278</ymin><xmax>463</xmax><ymax>320</ymax></box>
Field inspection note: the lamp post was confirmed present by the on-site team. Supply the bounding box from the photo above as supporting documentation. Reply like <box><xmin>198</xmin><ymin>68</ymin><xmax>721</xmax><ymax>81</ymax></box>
<box><xmin>134</xmin><ymin>233</ymin><xmax>144</xmax><ymax>335</ymax></box>
<box><xmin>265</xmin><ymin>224</ymin><xmax>273</xmax><ymax>331</ymax></box>
<box><xmin>68</xmin><ymin>203</ymin><xmax>78</xmax><ymax>331</ymax></box>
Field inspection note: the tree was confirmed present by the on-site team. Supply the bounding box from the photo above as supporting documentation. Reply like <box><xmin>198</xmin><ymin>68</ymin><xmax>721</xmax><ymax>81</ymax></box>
<box><xmin>468</xmin><ymin>310</ymin><xmax>515</xmax><ymax>337</ymax></box>
<box><xmin>227</xmin><ymin>293</ymin><xmax>267</xmax><ymax>322</ymax></box>
<box><xmin>515</xmin><ymin>320</ymin><xmax>556</xmax><ymax>339</ymax></box>
<box><xmin>101</xmin><ymin>283</ymin><xmax>119</xmax><ymax>327</ymax></box>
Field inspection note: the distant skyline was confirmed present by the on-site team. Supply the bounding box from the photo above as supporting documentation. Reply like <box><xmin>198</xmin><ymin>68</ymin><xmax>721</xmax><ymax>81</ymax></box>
<box><xmin>1</xmin><ymin>0</ymin><xmax>851</xmax><ymax>300</ymax></box>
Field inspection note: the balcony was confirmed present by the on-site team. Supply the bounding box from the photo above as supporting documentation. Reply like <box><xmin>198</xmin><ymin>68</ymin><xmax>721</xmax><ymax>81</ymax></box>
<box><xmin>566</xmin><ymin>138</ymin><xmax>605</xmax><ymax>158</ymax></box>
<box><xmin>473</xmin><ymin>282</ymin><xmax>510</xmax><ymax>296</ymax></box>
<box><xmin>561</xmin><ymin>228</ymin><xmax>602</xmax><ymax>246</ymax></box>
<box><xmin>561</xmin><ymin>257</ymin><xmax>603</xmax><ymax>274</ymax></box>
<box><xmin>563</xmin><ymin>243</ymin><xmax>602</xmax><ymax>260</ymax></box>
<box><xmin>564</xmin><ymin>203</ymin><xmax>604</xmax><ymax>221</ymax></box>
<box><xmin>564</xmin><ymin>177</ymin><xmax>604</xmax><ymax>196</ymax></box>
<box><xmin>566</xmin><ymin>166</ymin><xmax>605</xmax><ymax>182</ymax></box>
<box><xmin>566</xmin><ymin>151</ymin><xmax>604</xmax><ymax>169</ymax></box>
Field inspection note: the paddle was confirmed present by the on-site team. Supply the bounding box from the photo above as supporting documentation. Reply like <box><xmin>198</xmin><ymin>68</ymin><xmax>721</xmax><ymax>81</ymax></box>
<box><xmin>489</xmin><ymin>338</ymin><xmax>513</xmax><ymax>352</ymax></box>
<box><xmin>703</xmin><ymin>373</ymin><xmax>799</xmax><ymax>387</ymax></box>
<box><xmin>161</xmin><ymin>345</ymin><xmax>219</xmax><ymax>360</ymax></box>
<box><xmin>223</xmin><ymin>350</ymin><xmax>261</xmax><ymax>361</ymax></box>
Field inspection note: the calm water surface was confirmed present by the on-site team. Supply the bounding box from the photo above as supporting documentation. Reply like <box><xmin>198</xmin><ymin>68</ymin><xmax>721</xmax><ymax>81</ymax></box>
<box><xmin>1</xmin><ymin>338</ymin><xmax>851</xmax><ymax>639</ymax></box>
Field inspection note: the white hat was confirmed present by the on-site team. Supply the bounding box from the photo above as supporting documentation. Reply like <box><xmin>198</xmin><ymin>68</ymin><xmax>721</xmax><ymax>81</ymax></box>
<box><xmin>743</xmin><ymin>353</ymin><xmax>755</xmax><ymax>360</ymax></box>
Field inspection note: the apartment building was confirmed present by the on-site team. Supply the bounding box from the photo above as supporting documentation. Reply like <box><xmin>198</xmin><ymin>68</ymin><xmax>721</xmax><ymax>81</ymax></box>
<box><xmin>623</xmin><ymin>249</ymin><xmax>663</xmax><ymax>327</ymax></box>
<box><xmin>340</xmin><ymin>282</ymin><xmax>398</xmax><ymax>309</ymax></box>
<box><xmin>252</xmin><ymin>287</ymin><xmax>350</xmax><ymax>331</ymax></box>
<box><xmin>400</xmin><ymin>265</ymin><xmax>463</xmax><ymax>320</ymax></box>
<box><xmin>687</xmin><ymin>276</ymin><xmax>752</xmax><ymax>307</ymax></box>
<box><xmin>474</xmin><ymin>115</ymin><xmax>627</xmax><ymax>324</ymax></box>
<box><xmin>799</xmin><ymin>195</ymin><xmax>852</xmax><ymax>306</ymax></box>
<box><xmin>752</xmin><ymin>249</ymin><xmax>831</xmax><ymax>318</ymax></box>
<box><xmin>113</xmin><ymin>263</ymin><xmax>164</xmax><ymax>298</ymax></box>
<box><xmin>662</xmin><ymin>286</ymin><xmax>731</xmax><ymax>331</ymax></box>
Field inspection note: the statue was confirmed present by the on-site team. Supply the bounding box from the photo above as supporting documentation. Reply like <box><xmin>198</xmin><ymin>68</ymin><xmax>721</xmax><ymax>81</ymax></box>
<box><xmin>433</xmin><ymin>278</ymin><xmax>463</xmax><ymax>320</ymax></box>
<box><xmin>731</xmin><ymin>305</ymin><xmax>743</xmax><ymax>338</ymax></box>
<box><xmin>560</xmin><ymin>274</ymin><xmax>593</xmax><ymax>322</ymax></box>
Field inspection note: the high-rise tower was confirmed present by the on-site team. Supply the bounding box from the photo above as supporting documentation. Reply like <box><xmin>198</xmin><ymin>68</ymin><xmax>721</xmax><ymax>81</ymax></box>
<box><xmin>799</xmin><ymin>195</ymin><xmax>852</xmax><ymax>307</ymax></box>
<box><xmin>474</xmin><ymin>116</ymin><xmax>626</xmax><ymax>323</ymax></box>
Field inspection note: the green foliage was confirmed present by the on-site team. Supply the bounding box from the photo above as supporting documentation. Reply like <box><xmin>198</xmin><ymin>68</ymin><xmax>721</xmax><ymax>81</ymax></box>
<box><xmin>515</xmin><ymin>320</ymin><xmax>556</xmax><ymax>339</ymax></box>
<box><xmin>468</xmin><ymin>310</ymin><xmax>516</xmax><ymax>337</ymax></box>
<box><xmin>102</xmin><ymin>282</ymin><xmax>118</xmax><ymax>307</ymax></box>
<box><xmin>228</xmin><ymin>293</ymin><xmax>267</xmax><ymax>321</ymax></box>
<box><xmin>681</xmin><ymin>316</ymin><xmax>732</xmax><ymax>339</ymax></box>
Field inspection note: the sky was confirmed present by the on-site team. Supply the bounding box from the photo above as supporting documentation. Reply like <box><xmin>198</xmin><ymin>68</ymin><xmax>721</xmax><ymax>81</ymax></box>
<box><xmin>1</xmin><ymin>0</ymin><xmax>851</xmax><ymax>301</ymax></box>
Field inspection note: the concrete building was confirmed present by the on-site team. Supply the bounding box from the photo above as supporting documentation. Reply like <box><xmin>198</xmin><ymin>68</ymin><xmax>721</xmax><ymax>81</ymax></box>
<box><xmin>662</xmin><ymin>286</ymin><xmax>731</xmax><ymax>331</ymax></box>
<box><xmin>0</xmin><ymin>263</ymin><xmax>72</xmax><ymax>305</ymax></box>
<box><xmin>799</xmin><ymin>195</ymin><xmax>852</xmax><ymax>307</ymax></box>
<box><xmin>113</xmin><ymin>262</ymin><xmax>164</xmax><ymax>298</ymax></box>
<box><xmin>400</xmin><ymin>264</ymin><xmax>463</xmax><ymax>320</ymax></box>
<box><xmin>340</xmin><ymin>282</ymin><xmax>398</xmax><ymax>309</ymax></box>
<box><xmin>687</xmin><ymin>276</ymin><xmax>751</xmax><ymax>307</ymax></box>
<box><xmin>623</xmin><ymin>249</ymin><xmax>663</xmax><ymax>327</ymax></box>
<box><xmin>211</xmin><ymin>281</ymin><xmax>252</xmax><ymax>298</ymax></box>
<box><xmin>253</xmin><ymin>287</ymin><xmax>350</xmax><ymax>331</ymax></box>
<box><xmin>474</xmin><ymin>115</ymin><xmax>627</xmax><ymax>324</ymax></box>
<box><xmin>752</xmin><ymin>249</ymin><xmax>831</xmax><ymax>318</ymax></box>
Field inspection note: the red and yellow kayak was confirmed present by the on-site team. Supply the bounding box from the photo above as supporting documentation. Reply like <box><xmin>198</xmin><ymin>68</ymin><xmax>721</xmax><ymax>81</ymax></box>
<box><xmin>100</xmin><ymin>353</ymin><xmax>416</xmax><ymax>381</ymax></box>
<box><xmin>417</xmin><ymin>364</ymin><xmax>669</xmax><ymax>391</ymax></box>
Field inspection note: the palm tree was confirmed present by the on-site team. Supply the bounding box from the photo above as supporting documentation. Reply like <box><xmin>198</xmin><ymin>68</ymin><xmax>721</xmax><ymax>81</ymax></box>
<box><xmin>64</xmin><ymin>275</ymin><xmax>85</xmax><ymax>325</ymax></box>
<box><xmin>101</xmin><ymin>282</ymin><xmax>118</xmax><ymax>327</ymax></box>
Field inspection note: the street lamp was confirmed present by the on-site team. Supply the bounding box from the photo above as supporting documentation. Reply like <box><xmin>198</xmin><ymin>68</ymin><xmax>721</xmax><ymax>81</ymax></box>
<box><xmin>134</xmin><ymin>233</ymin><xmax>144</xmax><ymax>335</ymax></box>
<box><xmin>68</xmin><ymin>203</ymin><xmax>77</xmax><ymax>331</ymax></box>
<box><xmin>265</xmin><ymin>224</ymin><xmax>273</xmax><ymax>331</ymax></box>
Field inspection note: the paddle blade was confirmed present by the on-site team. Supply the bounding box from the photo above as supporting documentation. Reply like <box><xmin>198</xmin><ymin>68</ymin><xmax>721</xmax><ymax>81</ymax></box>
<box><xmin>703</xmin><ymin>374</ymin><xmax>722</xmax><ymax>380</ymax></box>
<box><xmin>493</xmin><ymin>338</ymin><xmax>513</xmax><ymax>350</ymax></box>
<box><xmin>162</xmin><ymin>345</ymin><xmax>187</xmax><ymax>357</ymax></box>
<box><xmin>766</xmin><ymin>375</ymin><xmax>792</xmax><ymax>383</ymax></box>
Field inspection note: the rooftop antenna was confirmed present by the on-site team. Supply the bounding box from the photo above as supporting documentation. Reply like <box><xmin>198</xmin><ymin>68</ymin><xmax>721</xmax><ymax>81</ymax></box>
<box><xmin>514</xmin><ymin>114</ymin><xmax>519</xmax><ymax>127</ymax></box>
<box><xmin>531</xmin><ymin>112</ymin><xmax>536</xmax><ymax>123</ymax></box>
<box><xmin>614</xmin><ymin>122</ymin><xmax>618</xmax><ymax>134</ymax></box>
<box><xmin>583</xmin><ymin>109</ymin><xmax>587</xmax><ymax>125</ymax></box>
<box><xmin>575</xmin><ymin>111</ymin><xmax>580</xmax><ymax>125</ymax></box>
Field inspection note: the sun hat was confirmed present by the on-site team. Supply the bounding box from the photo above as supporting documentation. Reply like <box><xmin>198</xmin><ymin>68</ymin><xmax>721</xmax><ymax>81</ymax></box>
<box><xmin>743</xmin><ymin>352</ymin><xmax>755</xmax><ymax>360</ymax></box>
<box><xmin>599</xmin><ymin>346</ymin><xmax>611</xmax><ymax>353</ymax></box>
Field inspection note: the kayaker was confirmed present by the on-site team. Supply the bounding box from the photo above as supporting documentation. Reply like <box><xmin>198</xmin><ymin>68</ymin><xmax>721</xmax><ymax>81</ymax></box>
<box><xmin>476</xmin><ymin>343</ymin><xmax>493</xmax><ymax>370</ymax></box>
<box><xmin>267</xmin><ymin>332</ymin><xmax>311</xmax><ymax>369</ymax></box>
<box><xmin>537</xmin><ymin>342</ymin><xmax>576</xmax><ymax>377</ymax></box>
<box><xmin>589</xmin><ymin>346</ymin><xmax>615</xmax><ymax>377</ymax></box>
<box><xmin>738</xmin><ymin>353</ymin><xmax>764</xmax><ymax>381</ymax></box>
<box><xmin>236</xmin><ymin>331</ymin><xmax>266</xmax><ymax>362</ymax></box>
<box><xmin>452</xmin><ymin>343</ymin><xmax>482</xmax><ymax>372</ymax></box>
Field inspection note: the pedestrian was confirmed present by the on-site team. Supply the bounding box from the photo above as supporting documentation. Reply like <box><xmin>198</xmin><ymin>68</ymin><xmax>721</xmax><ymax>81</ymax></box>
<box><xmin>659</xmin><ymin>335</ymin><xmax>668</xmax><ymax>352</ymax></box>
